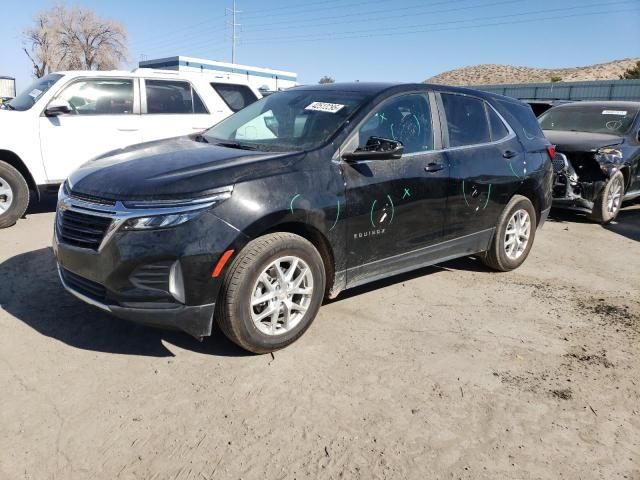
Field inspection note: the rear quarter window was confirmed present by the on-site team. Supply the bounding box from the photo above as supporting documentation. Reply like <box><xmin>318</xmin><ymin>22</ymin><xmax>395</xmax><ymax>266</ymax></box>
<box><xmin>494</xmin><ymin>99</ymin><xmax>547</xmax><ymax>149</ymax></box>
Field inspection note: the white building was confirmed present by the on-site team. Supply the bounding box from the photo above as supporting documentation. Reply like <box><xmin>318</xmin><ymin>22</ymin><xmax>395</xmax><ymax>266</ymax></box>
<box><xmin>138</xmin><ymin>56</ymin><xmax>297</xmax><ymax>93</ymax></box>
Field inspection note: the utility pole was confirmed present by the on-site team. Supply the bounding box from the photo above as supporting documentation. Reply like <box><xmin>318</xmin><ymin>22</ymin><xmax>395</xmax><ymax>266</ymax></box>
<box><xmin>226</xmin><ymin>0</ymin><xmax>241</xmax><ymax>64</ymax></box>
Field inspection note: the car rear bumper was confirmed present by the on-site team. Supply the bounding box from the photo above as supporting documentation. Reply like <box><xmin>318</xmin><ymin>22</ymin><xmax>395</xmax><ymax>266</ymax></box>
<box><xmin>538</xmin><ymin>206</ymin><xmax>551</xmax><ymax>227</ymax></box>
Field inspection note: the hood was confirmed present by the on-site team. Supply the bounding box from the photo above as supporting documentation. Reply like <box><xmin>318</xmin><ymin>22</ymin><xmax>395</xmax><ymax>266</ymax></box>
<box><xmin>543</xmin><ymin>130</ymin><xmax>624</xmax><ymax>153</ymax></box>
<box><xmin>68</xmin><ymin>136</ymin><xmax>299</xmax><ymax>201</ymax></box>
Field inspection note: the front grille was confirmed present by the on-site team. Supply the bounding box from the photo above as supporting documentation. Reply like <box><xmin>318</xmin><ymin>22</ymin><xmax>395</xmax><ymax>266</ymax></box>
<box><xmin>69</xmin><ymin>191</ymin><xmax>116</xmax><ymax>207</ymax></box>
<box><xmin>58</xmin><ymin>209</ymin><xmax>113</xmax><ymax>250</ymax></box>
<box><xmin>61</xmin><ymin>268</ymin><xmax>106</xmax><ymax>301</ymax></box>
<box><xmin>552</xmin><ymin>155</ymin><xmax>566</xmax><ymax>173</ymax></box>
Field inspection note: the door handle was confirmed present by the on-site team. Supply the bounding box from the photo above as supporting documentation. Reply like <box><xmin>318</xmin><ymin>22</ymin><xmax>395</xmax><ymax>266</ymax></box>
<box><xmin>425</xmin><ymin>162</ymin><xmax>444</xmax><ymax>172</ymax></box>
<box><xmin>117</xmin><ymin>128</ymin><xmax>139</xmax><ymax>132</ymax></box>
<box><xmin>503</xmin><ymin>150</ymin><xmax>517</xmax><ymax>159</ymax></box>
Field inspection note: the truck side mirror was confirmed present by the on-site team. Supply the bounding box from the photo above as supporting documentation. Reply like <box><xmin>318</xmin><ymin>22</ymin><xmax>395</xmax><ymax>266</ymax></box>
<box><xmin>44</xmin><ymin>99</ymin><xmax>72</xmax><ymax>117</ymax></box>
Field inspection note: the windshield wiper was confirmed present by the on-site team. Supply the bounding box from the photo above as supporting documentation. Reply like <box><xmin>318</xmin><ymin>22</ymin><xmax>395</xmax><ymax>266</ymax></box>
<box><xmin>215</xmin><ymin>141</ymin><xmax>260</xmax><ymax>151</ymax></box>
<box><xmin>2</xmin><ymin>103</ymin><xmax>15</xmax><ymax>110</ymax></box>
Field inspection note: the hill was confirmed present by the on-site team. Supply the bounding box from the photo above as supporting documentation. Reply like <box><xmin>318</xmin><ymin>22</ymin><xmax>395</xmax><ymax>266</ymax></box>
<box><xmin>425</xmin><ymin>58</ymin><xmax>640</xmax><ymax>86</ymax></box>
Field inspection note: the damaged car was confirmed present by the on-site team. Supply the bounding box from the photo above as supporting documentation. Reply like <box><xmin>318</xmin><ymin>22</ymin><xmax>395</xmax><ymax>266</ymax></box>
<box><xmin>539</xmin><ymin>101</ymin><xmax>640</xmax><ymax>223</ymax></box>
<box><xmin>54</xmin><ymin>83</ymin><xmax>553</xmax><ymax>353</ymax></box>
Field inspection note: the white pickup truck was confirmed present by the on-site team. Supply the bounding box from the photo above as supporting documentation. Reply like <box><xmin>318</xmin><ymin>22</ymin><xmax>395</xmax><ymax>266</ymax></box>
<box><xmin>0</xmin><ymin>69</ymin><xmax>261</xmax><ymax>228</ymax></box>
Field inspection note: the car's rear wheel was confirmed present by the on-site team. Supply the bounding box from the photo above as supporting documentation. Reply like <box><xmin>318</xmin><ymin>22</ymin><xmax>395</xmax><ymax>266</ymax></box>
<box><xmin>215</xmin><ymin>232</ymin><xmax>326</xmax><ymax>353</ymax></box>
<box><xmin>0</xmin><ymin>161</ymin><xmax>29</xmax><ymax>229</ymax></box>
<box><xmin>591</xmin><ymin>171</ymin><xmax>624</xmax><ymax>224</ymax></box>
<box><xmin>481</xmin><ymin>195</ymin><xmax>536</xmax><ymax>272</ymax></box>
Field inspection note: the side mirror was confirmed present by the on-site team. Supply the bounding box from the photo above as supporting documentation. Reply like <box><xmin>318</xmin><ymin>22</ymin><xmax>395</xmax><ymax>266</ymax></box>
<box><xmin>44</xmin><ymin>99</ymin><xmax>72</xmax><ymax>117</ymax></box>
<box><xmin>343</xmin><ymin>136</ymin><xmax>404</xmax><ymax>161</ymax></box>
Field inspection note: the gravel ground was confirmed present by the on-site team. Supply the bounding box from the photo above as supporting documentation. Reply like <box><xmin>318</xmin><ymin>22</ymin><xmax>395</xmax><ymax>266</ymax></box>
<box><xmin>1</xmin><ymin>197</ymin><xmax>639</xmax><ymax>480</ymax></box>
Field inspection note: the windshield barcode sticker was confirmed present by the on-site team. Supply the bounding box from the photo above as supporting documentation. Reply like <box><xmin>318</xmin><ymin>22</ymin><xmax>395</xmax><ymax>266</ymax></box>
<box><xmin>28</xmin><ymin>89</ymin><xmax>42</xmax><ymax>98</ymax></box>
<box><xmin>305</xmin><ymin>102</ymin><xmax>345</xmax><ymax>113</ymax></box>
<box><xmin>602</xmin><ymin>110</ymin><xmax>627</xmax><ymax>116</ymax></box>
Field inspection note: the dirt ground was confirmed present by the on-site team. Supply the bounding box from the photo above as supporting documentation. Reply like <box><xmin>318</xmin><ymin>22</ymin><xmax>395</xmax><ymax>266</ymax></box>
<box><xmin>1</xmin><ymin>197</ymin><xmax>639</xmax><ymax>480</ymax></box>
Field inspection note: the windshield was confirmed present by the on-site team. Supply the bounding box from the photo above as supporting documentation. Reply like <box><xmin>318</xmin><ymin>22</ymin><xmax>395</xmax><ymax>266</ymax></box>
<box><xmin>5</xmin><ymin>74</ymin><xmax>63</xmax><ymax>111</ymax></box>
<box><xmin>203</xmin><ymin>89</ymin><xmax>371</xmax><ymax>152</ymax></box>
<box><xmin>539</xmin><ymin>105</ymin><xmax>639</xmax><ymax>135</ymax></box>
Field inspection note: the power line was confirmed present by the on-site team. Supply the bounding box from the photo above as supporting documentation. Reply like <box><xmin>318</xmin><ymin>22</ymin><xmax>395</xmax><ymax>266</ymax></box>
<box><xmin>243</xmin><ymin>0</ymin><xmax>391</xmax><ymax>17</ymax></box>
<box><xmin>242</xmin><ymin>0</ymin><xmax>477</xmax><ymax>27</ymax></box>
<box><xmin>239</xmin><ymin>1</ymin><xmax>637</xmax><ymax>44</ymax></box>
<box><xmin>241</xmin><ymin>0</ymin><xmax>524</xmax><ymax>35</ymax></box>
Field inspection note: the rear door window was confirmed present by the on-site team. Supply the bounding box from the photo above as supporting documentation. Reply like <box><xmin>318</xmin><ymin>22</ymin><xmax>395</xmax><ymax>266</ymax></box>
<box><xmin>145</xmin><ymin>80</ymin><xmax>208</xmax><ymax>114</ymax></box>
<box><xmin>211</xmin><ymin>83</ymin><xmax>258</xmax><ymax>112</ymax></box>
<box><xmin>441</xmin><ymin>93</ymin><xmax>491</xmax><ymax>147</ymax></box>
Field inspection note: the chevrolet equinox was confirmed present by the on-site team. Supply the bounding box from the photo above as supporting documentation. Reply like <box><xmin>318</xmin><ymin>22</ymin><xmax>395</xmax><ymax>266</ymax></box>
<box><xmin>54</xmin><ymin>83</ymin><xmax>554</xmax><ymax>353</ymax></box>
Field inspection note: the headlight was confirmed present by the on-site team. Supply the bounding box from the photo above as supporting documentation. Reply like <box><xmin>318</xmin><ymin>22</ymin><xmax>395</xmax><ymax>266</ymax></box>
<box><xmin>595</xmin><ymin>147</ymin><xmax>623</xmax><ymax>163</ymax></box>
<box><xmin>121</xmin><ymin>187</ymin><xmax>233</xmax><ymax>231</ymax></box>
<box><xmin>123</xmin><ymin>210</ymin><xmax>206</xmax><ymax>230</ymax></box>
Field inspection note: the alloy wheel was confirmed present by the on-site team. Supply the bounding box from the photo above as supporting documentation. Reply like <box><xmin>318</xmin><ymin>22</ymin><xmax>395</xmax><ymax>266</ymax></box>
<box><xmin>0</xmin><ymin>176</ymin><xmax>14</xmax><ymax>215</ymax></box>
<box><xmin>250</xmin><ymin>256</ymin><xmax>314</xmax><ymax>336</ymax></box>
<box><xmin>607</xmin><ymin>176</ymin><xmax>623</xmax><ymax>214</ymax></box>
<box><xmin>504</xmin><ymin>209</ymin><xmax>531</xmax><ymax>260</ymax></box>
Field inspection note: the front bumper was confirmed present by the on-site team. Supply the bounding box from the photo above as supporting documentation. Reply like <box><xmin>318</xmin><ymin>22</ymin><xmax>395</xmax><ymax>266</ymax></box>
<box><xmin>53</xmin><ymin>194</ymin><xmax>247</xmax><ymax>338</ymax></box>
<box><xmin>57</xmin><ymin>264</ymin><xmax>216</xmax><ymax>337</ymax></box>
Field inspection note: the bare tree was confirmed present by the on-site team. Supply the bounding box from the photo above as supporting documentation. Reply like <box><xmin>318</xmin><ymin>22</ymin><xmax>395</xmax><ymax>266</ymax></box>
<box><xmin>23</xmin><ymin>15</ymin><xmax>66</xmax><ymax>78</ymax></box>
<box><xmin>23</xmin><ymin>4</ymin><xmax>128</xmax><ymax>78</ymax></box>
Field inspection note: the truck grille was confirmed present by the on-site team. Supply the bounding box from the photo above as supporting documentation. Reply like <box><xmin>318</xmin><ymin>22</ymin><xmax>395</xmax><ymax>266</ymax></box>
<box><xmin>60</xmin><ymin>268</ymin><xmax>107</xmax><ymax>302</ymax></box>
<box><xmin>58</xmin><ymin>209</ymin><xmax>113</xmax><ymax>250</ymax></box>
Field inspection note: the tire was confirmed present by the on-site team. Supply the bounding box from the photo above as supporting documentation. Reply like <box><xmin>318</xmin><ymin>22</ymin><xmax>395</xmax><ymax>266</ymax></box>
<box><xmin>215</xmin><ymin>232</ymin><xmax>326</xmax><ymax>354</ymax></box>
<box><xmin>0</xmin><ymin>161</ymin><xmax>30</xmax><ymax>229</ymax></box>
<box><xmin>590</xmin><ymin>171</ymin><xmax>624</xmax><ymax>224</ymax></box>
<box><xmin>481</xmin><ymin>195</ymin><xmax>537</xmax><ymax>272</ymax></box>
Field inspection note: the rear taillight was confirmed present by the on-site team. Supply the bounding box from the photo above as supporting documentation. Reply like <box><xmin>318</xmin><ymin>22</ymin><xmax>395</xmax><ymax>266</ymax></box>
<box><xmin>546</xmin><ymin>145</ymin><xmax>556</xmax><ymax>160</ymax></box>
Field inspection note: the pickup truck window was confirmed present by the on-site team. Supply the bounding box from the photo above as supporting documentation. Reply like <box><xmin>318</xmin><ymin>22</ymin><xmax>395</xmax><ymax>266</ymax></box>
<box><xmin>145</xmin><ymin>80</ymin><xmax>208</xmax><ymax>114</ymax></box>
<box><xmin>55</xmin><ymin>78</ymin><xmax>134</xmax><ymax>115</ymax></box>
<box><xmin>5</xmin><ymin>74</ymin><xmax>63</xmax><ymax>111</ymax></box>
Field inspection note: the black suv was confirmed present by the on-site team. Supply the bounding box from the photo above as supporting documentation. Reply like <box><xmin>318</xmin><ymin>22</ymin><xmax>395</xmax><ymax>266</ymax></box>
<box><xmin>539</xmin><ymin>101</ymin><xmax>640</xmax><ymax>223</ymax></box>
<box><xmin>54</xmin><ymin>83</ymin><xmax>553</xmax><ymax>353</ymax></box>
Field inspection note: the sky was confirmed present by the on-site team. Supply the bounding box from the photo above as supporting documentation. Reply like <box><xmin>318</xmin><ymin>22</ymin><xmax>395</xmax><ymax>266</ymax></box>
<box><xmin>1</xmin><ymin>0</ymin><xmax>639</xmax><ymax>93</ymax></box>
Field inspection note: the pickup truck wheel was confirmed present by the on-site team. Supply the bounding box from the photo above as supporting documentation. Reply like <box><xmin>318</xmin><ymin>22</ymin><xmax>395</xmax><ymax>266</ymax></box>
<box><xmin>481</xmin><ymin>195</ymin><xmax>536</xmax><ymax>272</ymax></box>
<box><xmin>591</xmin><ymin>171</ymin><xmax>624</xmax><ymax>224</ymax></box>
<box><xmin>0</xmin><ymin>161</ymin><xmax>29</xmax><ymax>229</ymax></box>
<box><xmin>215</xmin><ymin>233</ymin><xmax>326</xmax><ymax>354</ymax></box>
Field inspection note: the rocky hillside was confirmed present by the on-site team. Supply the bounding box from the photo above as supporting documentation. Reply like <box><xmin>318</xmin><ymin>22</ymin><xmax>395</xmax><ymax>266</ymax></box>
<box><xmin>425</xmin><ymin>58</ymin><xmax>639</xmax><ymax>86</ymax></box>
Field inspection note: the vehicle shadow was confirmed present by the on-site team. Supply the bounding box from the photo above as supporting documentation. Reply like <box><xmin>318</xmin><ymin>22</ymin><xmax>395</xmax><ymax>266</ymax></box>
<box><xmin>548</xmin><ymin>204</ymin><xmax>640</xmax><ymax>242</ymax></box>
<box><xmin>0</xmin><ymin>247</ymin><xmax>250</xmax><ymax>357</ymax></box>
<box><xmin>26</xmin><ymin>191</ymin><xmax>58</xmax><ymax>215</ymax></box>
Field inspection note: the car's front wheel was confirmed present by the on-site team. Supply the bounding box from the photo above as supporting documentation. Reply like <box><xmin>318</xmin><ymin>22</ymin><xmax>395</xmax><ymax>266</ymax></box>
<box><xmin>215</xmin><ymin>232</ymin><xmax>326</xmax><ymax>353</ymax></box>
<box><xmin>481</xmin><ymin>195</ymin><xmax>536</xmax><ymax>272</ymax></box>
<box><xmin>0</xmin><ymin>161</ymin><xmax>30</xmax><ymax>229</ymax></box>
<box><xmin>591</xmin><ymin>170</ymin><xmax>624</xmax><ymax>224</ymax></box>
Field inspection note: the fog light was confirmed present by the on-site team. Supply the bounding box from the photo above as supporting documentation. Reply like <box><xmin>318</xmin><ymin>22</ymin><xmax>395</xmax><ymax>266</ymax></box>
<box><xmin>169</xmin><ymin>260</ymin><xmax>185</xmax><ymax>304</ymax></box>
